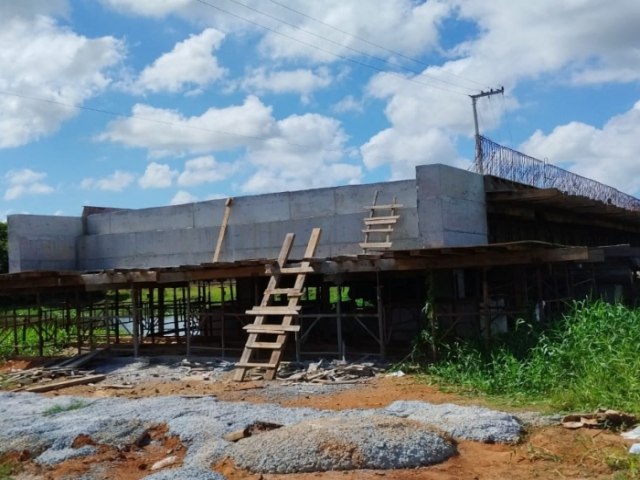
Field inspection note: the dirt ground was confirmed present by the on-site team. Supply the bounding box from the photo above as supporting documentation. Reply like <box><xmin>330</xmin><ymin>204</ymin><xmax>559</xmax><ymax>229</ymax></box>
<box><xmin>2</xmin><ymin>358</ymin><xmax>637</xmax><ymax>479</ymax></box>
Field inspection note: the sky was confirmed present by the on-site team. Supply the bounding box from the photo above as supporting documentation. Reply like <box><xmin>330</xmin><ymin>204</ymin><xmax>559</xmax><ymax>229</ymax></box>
<box><xmin>1</xmin><ymin>0</ymin><xmax>640</xmax><ymax>219</ymax></box>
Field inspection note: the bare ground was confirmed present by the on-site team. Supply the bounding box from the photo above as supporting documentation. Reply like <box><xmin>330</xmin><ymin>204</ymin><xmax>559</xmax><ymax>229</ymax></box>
<box><xmin>1</xmin><ymin>358</ymin><xmax>636</xmax><ymax>480</ymax></box>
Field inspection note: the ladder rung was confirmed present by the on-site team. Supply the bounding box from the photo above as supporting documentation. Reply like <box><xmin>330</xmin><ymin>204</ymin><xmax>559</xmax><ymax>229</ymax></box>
<box><xmin>362</xmin><ymin>227</ymin><xmax>394</xmax><ymax>233</ymax></box>
<box><xmin>245</xmin><ymin>341</ymin><xmax>285</xmax><ymax>349</ymax></box>
<box><xmin>364</xmin><ymin>204</ymin><xmax>404</xmax><ymax>210</ymax></box>
<box><xmin>265</xmin><ymin>288</ymin><xmax>304</xmax><ymax>297</ymax></box>
<box><xmin>235</xmin><ymin>362</ymin><xmax>278</xmax><ymax>369</ymax></box>
<box><xmin>246</xmin><ymin>306</ymin><xmax>301</xmax><ymax>316</ymax></box>
<box><xmin>364</xmin><ymin>216</ymin><xmax>399</xmax><ymax>225</ymax></box>
<box><xmin>360</xmin><ymin>242</ymin><xmax>392</xmax><ymax>249</ymax></box>
<box><xmin>265</xmin><ymin>265</ymin><xmax>315</xmax><ymax>275</ymax></box>
<box><xmin>244</xmin><ymin>324</ymin><xmax>301</xmax><ymax>333</ymax></box>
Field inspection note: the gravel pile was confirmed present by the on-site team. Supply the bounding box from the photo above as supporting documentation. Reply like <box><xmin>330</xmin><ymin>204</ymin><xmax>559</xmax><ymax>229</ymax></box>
<box><xmin>0</xmin><ymin>391</ymin><xmax>523</xmax><ymax>479</ymax></box>
<box><xmin>385</xmin><ymin>400</ymin><xmax>524</xmax><ymax>443</ymax></box>
<box><xmin>229</xmin><ymin>415</ymin><xmax>456</xmax><ymax>473</ymax></box>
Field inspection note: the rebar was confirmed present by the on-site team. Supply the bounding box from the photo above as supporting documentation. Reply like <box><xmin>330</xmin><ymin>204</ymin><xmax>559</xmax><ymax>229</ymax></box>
<box><xmin>474</xmin><ymin>136</ymin><xmax>640</xmax><ymax>211</ymax></box>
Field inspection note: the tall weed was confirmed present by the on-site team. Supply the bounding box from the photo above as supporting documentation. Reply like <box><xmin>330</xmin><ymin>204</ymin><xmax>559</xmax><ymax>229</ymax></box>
<box><xmin>429</xmin><ymin>300</ymin><xmax>640</xmax><ymax>413</ymax></box>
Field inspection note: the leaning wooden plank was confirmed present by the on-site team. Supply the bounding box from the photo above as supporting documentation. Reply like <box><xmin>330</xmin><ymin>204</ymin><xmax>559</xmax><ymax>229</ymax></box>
<box><xmin>56</xmin><ymin>347</ymin><xmax>109</xmax><ymax>369</ymax></box>
<box><xmin>24</xmin><ymin>374</ymin><xmax>107</xmax><ymax>393</ymax></box>
<box><xmin>212</xmin><ymin>197</ymin><xmax>233</xmax><ymax>263</ymax></box>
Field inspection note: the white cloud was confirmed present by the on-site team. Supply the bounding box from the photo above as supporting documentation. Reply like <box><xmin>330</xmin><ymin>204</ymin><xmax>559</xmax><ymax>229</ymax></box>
<box><xmin>332</xmin><ymin>95</ymin><xmax>364</xmax><ymax>114</ymax></box>
<box><xmin>170</xmin><ymin>190</ymin><xmax>197</xmax><ymax>205</ymax></box>
<box><xmin>0</xmin><ymin>8</ymin><xmax>123</xmax><ymax>148</ymax></box>
<box><xmin>81</xmin><ymin>170</ymin><xmax>135</xmax><ymax>192</ymax></box>
<box><xmin>450</xmin><ymin>0</ymin><xmax>640</xmax><ymax>85</ymax></box>
<box><xmin>242</xmin><ymin>113</ymin><xmax>361</xmax><ymax>193</ymax></box>
<box><xmin>520</xmin><ymin>100</ymin><xmax>640</xmax><ymax>196</ymax></box>
<box><xmin>100</xmin><ymin>0</ymin><xmax>448</xmax><ymax>63</ymax></box>
<box><xmin>99</xmin><ymin>95</ymin><xmax>276</xmax><ymax>157</ymax></box>
<box><xmin>100</xmin><ymin>0</ymin><xmax>193</xmax><ymax>17</ymax></box>
<box><xmin>241</xmin><ymin>67</ymin><xmax>332</xmax><ymax>102</ymax></box>
<box><xmin>4</xmin><ymin>169</ymin><xmax>54</xmax><ymax>200</ymax></box>
<box><xmin>139</xmin><ymin>162</ymin><xmax>178</xmax><ymax>189</ymax></box>
<box><xmin>178</xmin><ymin>156</ymin><xmax>227</xmax><ymax>186</ymax></box>
<box><xmin>257</xmin><ymin>0</ymin><xmax>450</xmax><ymax>63</ymax></box>
<box><xmin>359</xmin><ymin>0</ymin><xmax>640</xmax><ymax>179</ymax></box>
<box><xmin>362</xmin><ymin>127</ymin><xmax>465</xmax><ymax>180</ymax></box>
<box><xmin>131</xmin><ymin>28</ymin><xmax>226</xmax><ymax>94</ymax></box>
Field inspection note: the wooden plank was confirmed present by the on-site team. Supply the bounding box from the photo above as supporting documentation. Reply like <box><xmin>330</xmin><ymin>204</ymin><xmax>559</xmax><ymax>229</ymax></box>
<box><xmin>364</xmin><ymin>204</ymin><xmax>404</xmax><ymax>210</ymax></box>
<box><xmin>362</xmin><ymin>227</ymin><xmax>394</xmax><ymax>233</ymax></box>
<box><xmin>245</xmin><ymin>306</ymin><xmax>301</xmax><ymax>315</ymax></box>
<box><xmin>54</xmin><ymin>347</ymin><xmax>109</xmax><ymax>369</ymax></box>
<box><xmin>265</xmin><ymin>265</ymin><xmax>315</xmax><ymax>275</ymax></box>
<box><xmin>24</xmin><ymin>374</ymin><xmax>106</xmax><ymax>393</ymax></box>
<box><xmin>245</xmin><ymin>341</ymin><xmax>285</xmax><ymax>349</ymax></box>
<box><xmin>244</xmin><ymin>324</ymin><xmax>300</xmax><ymax>333</ymax></box>
<box><xmin>364</xmin><ymin>216</ymin><xmax>399</xmax><ymax>225</ymax></box>
<box><xmin>235</xmin><ymin>362</ymin><xmax>278</xmax><ymax>369</ymax></box>
<box><xmin>265</xmin><ymin>288</ymin><xmax>304</xmax><ymax>297</ymax></box>
<box><xmin>212</xmin><ymin>197</ymin><xmax>233</xmax><ymax>263</ymax></box>
<box><xmin>359</xmin><ymin>242</ymin><xmax>392</xmax><ymax>249</ymax></box>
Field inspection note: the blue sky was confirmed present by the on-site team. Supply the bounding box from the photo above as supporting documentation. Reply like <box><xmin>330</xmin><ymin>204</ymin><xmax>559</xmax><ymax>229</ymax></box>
<box><xmin>1</xmin><ymin>0</ymin><xmax>640</xmax><ymax>218</ymax></box>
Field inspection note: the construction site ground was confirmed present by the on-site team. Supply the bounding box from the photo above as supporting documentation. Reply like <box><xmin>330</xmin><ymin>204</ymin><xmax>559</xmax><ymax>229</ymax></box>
<box><xmin>0</xmin><ymin>356</ymin><xmax>636</xmax><ymax>479</ymax></box>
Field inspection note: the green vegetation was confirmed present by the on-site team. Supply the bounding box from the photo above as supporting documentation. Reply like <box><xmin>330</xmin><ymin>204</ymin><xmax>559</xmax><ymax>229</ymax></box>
<box><xmin>424</xmin><ymin>300</ymin><xmax>640</xmax><ymax>414</ymax></box>
<box><xmin>42</xmin><ymin>399</ymin><xmax>90</xmax><ymax>417</ymax></box>
<box><xmin>0</xmin><ymin>457</ymin><xmax>19</xmax><ymax>479</ymax></box>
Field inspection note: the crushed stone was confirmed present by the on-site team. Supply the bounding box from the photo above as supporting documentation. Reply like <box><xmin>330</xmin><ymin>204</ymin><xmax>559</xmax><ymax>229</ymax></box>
<box><xmin>0</xmin><ymin>391</ymin><xmax>523</xmax><ymax>480</ymax></box>
<box><xmin>385</xmin><ymin>400</ymin><xmax>523</xmax><ymax>443</ymax></box>
<box><xmin>229</xmin><ymin>415</ymin><xmax>456</xmax><ymax>473</ymax></box>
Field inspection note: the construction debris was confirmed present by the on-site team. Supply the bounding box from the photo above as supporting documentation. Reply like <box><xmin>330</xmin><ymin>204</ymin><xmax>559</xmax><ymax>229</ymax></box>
<box><xmin>1</xmin><ymin>349</ymin><xmax>109</xmax><ymax>392</ymax></box>
<box><xmin>561</xmin><ymin>409</ymin><xmax>637</xmax><ymax>431</ymax></box>
<box><xmin>223</xmin><ymin>421</ymin><xmax>282</xmax><ymax>442</ymax></box>
<box><xmin>276</xmin><ymin>359</ymin><xmax>384</xmax><ymax>384</ymax></box>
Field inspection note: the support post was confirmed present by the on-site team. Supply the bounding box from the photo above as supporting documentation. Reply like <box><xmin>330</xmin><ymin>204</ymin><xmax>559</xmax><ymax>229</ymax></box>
<box><xmin>132</xmin><ymin>286</ymin><xmax>140</xmax><ymax>358</ymax></box>
<box><xmin>376</xmin><ymin>272</ymin><xmax>386</xmax><ymax>359</ymax></box>
<box><xmin>185</xmin><ymin>285</ymin><xmax>191</xmax><ymax>357</ymax></box>
<box><xmin>336</xmin><ymin>284</ymin><xmax>344</xmax><ymax>359</ymax></box>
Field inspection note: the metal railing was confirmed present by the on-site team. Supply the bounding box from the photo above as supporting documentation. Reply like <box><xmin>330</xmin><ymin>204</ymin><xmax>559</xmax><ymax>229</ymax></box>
<box><xmin>473</xmin><ymin>135</ymin><xmax>640</xmax><ymax>211</ymax></box>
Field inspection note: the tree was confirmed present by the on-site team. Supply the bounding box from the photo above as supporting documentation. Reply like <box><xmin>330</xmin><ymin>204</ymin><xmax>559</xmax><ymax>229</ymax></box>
<box><xmin>0</xmin><ymin>222</ymin><xmax>7</xmax><ymax>273</ymax></box>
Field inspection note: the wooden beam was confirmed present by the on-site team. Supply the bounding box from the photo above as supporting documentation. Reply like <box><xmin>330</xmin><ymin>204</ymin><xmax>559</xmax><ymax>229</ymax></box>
<box><xmin>24</xmin><ymin>374</ymin><xmax>106</xmax><ymax>393</ymax></box>
<box><xmin>212</xmin><ymin>197</ymin><xmax>233</xmax><ymax>263</ymax></box>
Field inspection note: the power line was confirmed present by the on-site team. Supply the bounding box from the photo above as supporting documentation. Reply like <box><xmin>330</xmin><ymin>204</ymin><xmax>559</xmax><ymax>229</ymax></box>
<box><xmin>266</xmin><ymin>0</ymin><xmax>489</xmax><ymax>91</ymax></box>
<box><xmin>224</xmin><ymin>0</ymin><xmax>475</xmax><ymax>93</ymax></box>
<box><xmin>0</xmin><ymin>90</ymin><xmax>345</xmax><ymax>153</ymax></box>
<box><xmin>193</xmin><ymin>0</ymin><xmax>472</xmax><ymax>96</ymax></box>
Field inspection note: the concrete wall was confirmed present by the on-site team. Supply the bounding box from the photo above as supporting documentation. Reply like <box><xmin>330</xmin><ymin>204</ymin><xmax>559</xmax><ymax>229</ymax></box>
<box><xmin>8</xmin><ymin>164</ymin><xmax>490</xmax><ymax>272</ymax></box>
<box><xmin>76</xmin><ymin>179</ymin><xmax>419</xmax><ymax>270</ymax></box>
<box><xmin>8</xmin><ymin>215</ymin><xmax>83</xmax><ymax>272</ymax></box>
<box><xmin>416</xmin><ymin>164</ymin><xmax>488</xmax><ymax>247</ymax></box>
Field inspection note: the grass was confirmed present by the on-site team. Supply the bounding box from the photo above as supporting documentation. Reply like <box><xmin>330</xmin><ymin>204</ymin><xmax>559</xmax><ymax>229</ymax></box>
<box><xmin>0</xmin><ymin>458</ymin><xmax>19</xmax><ymax>480</ymax></box>
<box><xmin>42</xmin><ymin>399</ymin><xmax>90</xmax><ymax>417</ymax></box>
<box><xmin>424</xmin><ymin>300</ymin><xmax>640</xmax><ymax>415</ymax></box>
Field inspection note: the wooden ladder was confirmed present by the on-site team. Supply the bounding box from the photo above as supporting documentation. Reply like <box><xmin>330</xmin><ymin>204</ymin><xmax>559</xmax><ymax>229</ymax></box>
<box><xmin>233</xmin><ymin>228</ymin><xmax>321</xmax><ymax>381</ymax></box>
<box><xmin>359</xmin><ymin>191</ymin><xmax>403</xmax><ymax>252</ymax></box>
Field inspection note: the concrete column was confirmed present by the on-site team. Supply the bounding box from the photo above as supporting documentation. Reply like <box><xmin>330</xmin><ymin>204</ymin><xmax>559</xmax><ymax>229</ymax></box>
<box><xmin>416</xmin><ymin>164</ymin><xmax>488</xmax><ymax>247</ymax></box>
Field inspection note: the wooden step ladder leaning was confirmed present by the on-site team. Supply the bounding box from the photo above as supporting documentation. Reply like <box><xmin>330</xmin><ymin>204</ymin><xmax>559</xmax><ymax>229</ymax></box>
<box><xmin>233</xmin><ymin>228</ymin><xmax>321</xmax><ymax>381</ymax></box>
<box><xmin>359</xmin><ymin>191</ymin><xmax>403</xmax><ymax>252</ymax></box>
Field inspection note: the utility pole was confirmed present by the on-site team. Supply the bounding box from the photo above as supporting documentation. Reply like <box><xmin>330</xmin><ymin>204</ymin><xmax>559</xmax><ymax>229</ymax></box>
<box><xmin>470</xmin><ymin>86</ymin><xmax>504</xmax><ymax>174</ymax></box>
